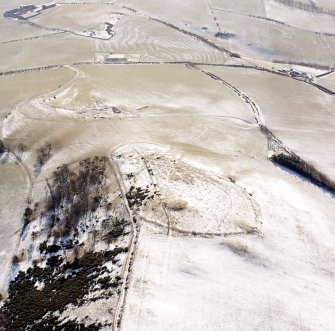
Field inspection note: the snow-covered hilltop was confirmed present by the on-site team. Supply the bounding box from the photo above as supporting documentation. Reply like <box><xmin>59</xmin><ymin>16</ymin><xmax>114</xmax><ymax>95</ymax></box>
<box><xmin>0</xmin><ymin>0</ymin><xmax>335</xmax><ymax>330</ymax></box>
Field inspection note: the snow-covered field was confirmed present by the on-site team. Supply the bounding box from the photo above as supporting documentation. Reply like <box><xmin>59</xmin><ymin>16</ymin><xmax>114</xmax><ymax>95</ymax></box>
<box><xmin>0</xmin><ymin>0</ymin><xmax>334</xmax><ymax>330</ymax></box>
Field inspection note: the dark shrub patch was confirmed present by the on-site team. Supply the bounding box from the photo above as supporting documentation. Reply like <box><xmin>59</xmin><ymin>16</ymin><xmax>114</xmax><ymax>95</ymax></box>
<box><xmin>0</xmin><ymin>140</ymin><xmax>5</xmax><ymax>154</ymax></box>
<box><xmin>271</xmin><ymin>153</ymin><xmax>335</xmax><ymax>194</ymax></box>
<box><xmin>1</xmin><ymin>247</ymin><xmax>127</xmax><ymax>330</ymax></box>
<box><xmin>46</xmin><ymin>157</ymin><xmax>108</xmax><ymax>237</ymax></box>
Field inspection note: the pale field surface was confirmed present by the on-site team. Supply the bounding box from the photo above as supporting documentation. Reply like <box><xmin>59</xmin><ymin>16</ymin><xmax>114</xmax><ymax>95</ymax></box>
<box><xmin>317</xmin><ymin>71</ymin><xmax>335</xmax><ymax>91</ymax></box>
<box><xmin>1</xmin><ymin>64</ymin><xmax>261</xmax><ymax>203</ymax></box>
<box><xmin>0</xmin><ymin>156</ymin><xmax>30</xmax><ymax>295</ymax></box>
<box><xmin>0</xmin><ymin>0</ymin><xmax>335</xmax><ymax>329</ymax></box>
<box><xmin>0</xmin><ymin>34</ymin><xmax>94</xmax><ymax>72</ymax></box>
<box><xmin>264</xmin><ymin>0</ymin><xmax>335</xmax><ymax>34</ymax></box>
<box><xmin>213</xmin><ymin>10</ymin><xmax>335</xmax><ymax>66</ymax></box>
<box><xmin>31</xmin><ymin>4</ymin><xmax>130</xmax><ymax>33</ymax></box>
<box><xmin>2</xmin><ymin>109</ymin><xmax>259</xmax><ymax>185</ymax></box>
<box><xmin>271</xmin><ymin>129</ymin><xmax>335</xmax><ymax>177</ymax></box>
<box><xmin>48</xmin><ymin>64</ymin><xmax>252</xmax><ymax>122</ymax></box>
<box><xmin>0</xmin><ymin>19</ymin><xmax>56</xmax><ymax>44</ymax></box>
<box><xmin>118</xmin><ymin>0</ymin><xmax>218</xmax><ymax>33</ymax></box>
<box><xmin>113</xmin><ymin>151</ymin><xmax>261</xmax><ymax>236</ymax></box>
<box><xmin>0</xmin><ymin>0</ymin><xmax>45</xmax><ymax>10</ymax></box>
<box><xmin>99</xmin><ymin>16</ymin><xmax>227</xmax><ymax>63</ymax></box>
<box><xmin>205</xmin><ymin>65</ymin><xmax>335</xmax><ymax>181</ymax></box>
<box><xmin>210</xmin><ymin>0</ymin><xmax>266</xmax><ymax>16</ymax></box>
<box><xmin>0</xmin><ymin>68</ymin><xmax>75</xmax><ymax>122</ymax></box>
<box><xmin>314</xmin><ymin>0</ymin><xmax>335</xmax><ymax>11</ymax></box>
<box><xmin>121</xmin><ymin>147</ymin><xmax>335</xmax><ymax>331</ymax></box>
<box><xmin>240</xmin><ymin>56</ymin><xmax>326</xmax><ymax>76</ymax></box>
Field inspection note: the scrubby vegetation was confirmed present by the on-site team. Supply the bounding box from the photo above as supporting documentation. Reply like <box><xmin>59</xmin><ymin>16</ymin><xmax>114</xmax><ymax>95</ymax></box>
<box><xmin>126</xmin><ymin>186</ymin><xmax>152</xmax><ymax>209</ymax></box>
<box><xmin>1</xmin><ymin>248</ymin><xmax>126</xmax><ymax>330</ymax></box>
<box><xmin>0</xmin><ymin>313</ymin><xmax>5</xmax><ymax>331</ymax></box>
<box><xmin>46</xmin><ymin>156</ymin><xmax>108</xmax><ymax>237</ymax></box>
<box><xmin>0</xmin><ymin>140</ymin><xmax>5</xmax><ymax>155</ymax></box>
<box><xmin>34</xmin><ymin>142</ymin><xmax>52</xmax><ymax>175</ymax></box>
<box><xmin>103</xmin><ymin>218</ymin><xmax>129</xmax><ymax>242</ymax></box>
<box><xmin>0</xmin><ymin>155</ymin><xmax>133</xmax><ymax>329</ymax></box>
<box><xmin>271</xmin><ymin>153</ymin><xmax>335</xmax><ymax>193</ymax></box>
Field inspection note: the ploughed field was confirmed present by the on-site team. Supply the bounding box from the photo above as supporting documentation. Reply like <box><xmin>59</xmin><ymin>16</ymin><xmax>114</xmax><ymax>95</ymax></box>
<box><xmin>0</xmin><ymin>0</ymin><xmax>335</xmax><ymax>330</ymax></box>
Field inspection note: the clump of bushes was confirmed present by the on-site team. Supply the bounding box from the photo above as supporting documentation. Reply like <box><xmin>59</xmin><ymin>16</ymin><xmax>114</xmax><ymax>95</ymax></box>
<box><xmin>0</xmin><ymin>140</ymin><xmax>5</xmax><ymax>155</ymax></box>
<box><xmin>11</xmin><ymin>252</ymin><xmax>24</xmax><ymax>264</ymax></box>
<box><xmin>34</xmin><ymin>142</ymin><xmax>52</xmax><ymax>175</ymax></box>
<box><xmin>103</xmin><ymin>218</ymin><xmax>129</xmax><ymax>242</ymax></box>
<box><xmin>126</xmin><ymin>186</ymin><xmax>150</xmax><ymax>208</ymax></box>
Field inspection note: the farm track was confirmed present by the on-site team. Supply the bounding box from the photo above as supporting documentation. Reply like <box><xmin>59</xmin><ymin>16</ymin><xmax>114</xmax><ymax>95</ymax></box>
<box><xmin>222</xmin><ymin>64</ymin><xmax>335</xmax><ymax>96</ymax></box>
<box><xmin>0</xmin><ymin>149</ymin><xmax>33</xmax><ymax>296</ymax></box>
<box><xmin>108</xmin><ymin>157</ymin><xmax>139</xmax><ymax>331</ymax></box>
<box><xmin>2</xmin><ymin>2</ymin><xmax>335</xmax><ymax>330</ymax></box>
<box><xmin>1</xmin><ymin>60</ymin><xmax>334</xmax><ymax>97</ymax></box>
<box><xmin>1</xmin><ymin>54</ymin><xmax>334</xmax><ymax>197</ymax></box>
<box><xmin>3</xmin><ymin>11</ymin><xmax>114</xmax><ymax>42</ymax></box>
<box><xmin>189</xmin><ymin>64</ymin><xmax>264</xmax><ymax>126</ymax></box>
<box><xmin>190</xmin><ymin>64</ymin><xmax>299</xmax><ymax>155</ymax></box>
<box><xmin>0</xmin><ymin>32</ymin><xmax>66</xmax><ymax>45</ymax></box>
<box><xmin>24</xmin><ymin>20</ymin><xmax>114</xmax><ymax>41</ymax></box>
<box><xmin>118</xmin><ymin>5</ymin><xmax>238</xmax><ymax>58</ymax></box>
<box><xmin>206</xmin><ymin>0</ymin><xmax>222</xmax><ymax>33</ymax></box>
<box><xmin>131</xmin><ymin>152</ymin><xmax>260</xmax><ymax>237</ymax></box>
<box><xmin>191</xmin><ymin>64</ymin><xmax>335</xmax><ymax>195</ymax></box>
<box><xmin>138</xmin><ymin>154</ymin><xmax>172</xmax><ymax>236</ymax></box>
